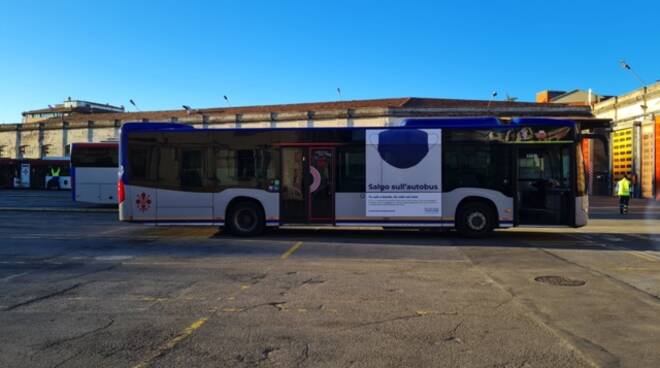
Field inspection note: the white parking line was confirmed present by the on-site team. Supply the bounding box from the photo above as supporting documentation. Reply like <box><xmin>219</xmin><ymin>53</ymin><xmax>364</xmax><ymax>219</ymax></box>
<box><xmin>0</xmin><ymin>272</ymin><xmax>30</xmax><ymax>283</ymax></box>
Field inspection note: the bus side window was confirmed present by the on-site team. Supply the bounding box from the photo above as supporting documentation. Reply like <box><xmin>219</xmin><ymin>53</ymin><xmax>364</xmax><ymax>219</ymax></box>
<box><xmin>129</xmin><ymin>148</ymin><xmax>148</xmax><ymax>180</ymax></box>
<box><xmin>214</xmin><ymin>147</ymin><xmax>278</xmax><ymax>191</ymax></box>
<box><xmin>337</xmin><ymin>146</ymin><xmax>365</xmax><ymax>192</ymax></box>
<box><xmin>181</xmin><ymin>149</ymin><xmax>204</xmax><ymax>188</ymax></box>
<box><xmin>158</xmin><ymin>146</ymin><xmax>180</xmax><ymax>189</ymax></box>
<box><xmin>214</xmin><ymin>148</ymin><xmax>238</xmax><ymax>188</ymax></box>
<box><xmin>236</xmin><ymin>149</ymin><xmax>255</xmax><ymax>179</ymax></box>
<box><xmin>127</xmin><ymin>143</ymin><xmax>158</xmax><ymax>185</ymax></box>
<box><xmin>443</xmin><ymin>143</ymin><xmax>510</xmax><ymax>196</ymax></box>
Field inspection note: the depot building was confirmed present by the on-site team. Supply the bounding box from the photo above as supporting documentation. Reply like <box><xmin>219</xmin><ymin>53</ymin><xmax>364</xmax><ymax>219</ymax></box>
<box><xmin>0</xmin><ymin>97</ymin><xmax>607</xmax><ymax>189</ymax></box>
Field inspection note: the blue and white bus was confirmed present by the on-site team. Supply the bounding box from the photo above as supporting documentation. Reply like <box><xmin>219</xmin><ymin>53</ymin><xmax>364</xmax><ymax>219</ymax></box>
<box><xmin>70</xmin><ymin>142</ymin><xmax>118</xmax><ymax>204</ymax></box>
<box><xmin>118</xmin><ymin>118</ymin><xmax>588</xmax><ymax>237</ymax></box>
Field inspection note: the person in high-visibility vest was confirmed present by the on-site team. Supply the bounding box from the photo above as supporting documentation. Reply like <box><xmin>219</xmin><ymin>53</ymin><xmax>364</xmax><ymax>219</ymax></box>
<box><xmin>615</xmin><ymin>174</ymin><xmax>631</xmax><ymax>214</ymax></box>
<box><xmin>47</xmin><ymin>166</ymin><xmax>61</xmax><ymax>190</ymax></box>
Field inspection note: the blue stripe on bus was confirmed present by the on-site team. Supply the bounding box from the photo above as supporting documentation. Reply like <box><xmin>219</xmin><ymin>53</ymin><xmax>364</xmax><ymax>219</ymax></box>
<box><xmin>124</xmin><ymin>219</ymin><xmax>514</xmax><ymax>227</ymax></box>
<box><xmin>128</xmin><ymin>219</ymin><xmax>219</xmax><ymax>223</ymax></box>
<box><xmin>128</xmin><ymin>220</ymin><xmax>258</xmax><ymax>224</ymax></box>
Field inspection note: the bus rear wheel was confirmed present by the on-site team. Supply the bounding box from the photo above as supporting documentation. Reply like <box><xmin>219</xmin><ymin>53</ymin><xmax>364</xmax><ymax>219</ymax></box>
<box><xmin>456</xmin><ymin>202</ymin><xmax>495</xmax><ymax>238</ymax></box>
<box><xmin>227</xmin><ymin>201</ymin><xmax>265</xmax><ymax>236</ymax></box>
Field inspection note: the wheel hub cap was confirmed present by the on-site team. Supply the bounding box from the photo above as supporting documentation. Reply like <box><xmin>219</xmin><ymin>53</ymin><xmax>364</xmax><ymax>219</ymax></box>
<box><xmin>467</xmin><ymin>212</ymin><xmax>486</xmax><ymax>231</ymax></box>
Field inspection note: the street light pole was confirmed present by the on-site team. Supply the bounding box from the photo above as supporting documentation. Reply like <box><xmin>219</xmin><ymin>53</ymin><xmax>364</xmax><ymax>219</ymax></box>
<box><xmin>129</xmin><ymin>99</ymin><xmax>141</xmax><ymax>112</ymax></box>
<box><xmin>486</xmin><ymin>91</ymin><xmax>498</xmax><ymax>111</ymax></box>
<box><xmin>182</xmin><ymin>105</ymin><xmax>200</xmax><ymax>115</ymax></box>
<box><xmin>619</xmin><ymin>60</ymin><xmax>646</xmax><ymax>86</ymax></box>
<box><xmin>619</xmin><ymin>60</ymin><xmax>648</xmax><ymax>199</ymax></box>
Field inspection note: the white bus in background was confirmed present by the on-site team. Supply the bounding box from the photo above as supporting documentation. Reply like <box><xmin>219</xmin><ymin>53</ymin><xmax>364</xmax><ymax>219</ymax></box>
<box><xmin>118</xmin><ymin>118</ymin><xmax>596</xmax><ymax>237</ymax></box>
<box><xmin>70</xmin><ymin>142</ymin><xmax>118</xmax><ymax>204</ymax></box>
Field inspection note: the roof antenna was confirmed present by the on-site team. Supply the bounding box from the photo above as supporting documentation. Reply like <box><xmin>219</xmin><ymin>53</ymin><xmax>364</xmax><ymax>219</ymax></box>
<box><xmin>486</xmin><ymin>91</ymin><xmax>498</xmax><ymax>110</ymax></box>
<box><xmin>129</xmin><ymin>99</ymin><xmax>141</xmax><ymax>112</ymax></box>
<box><xmin>223</xmin><ymin>95</ymin><xmax>231</xmax><ymax>107</ymax></box>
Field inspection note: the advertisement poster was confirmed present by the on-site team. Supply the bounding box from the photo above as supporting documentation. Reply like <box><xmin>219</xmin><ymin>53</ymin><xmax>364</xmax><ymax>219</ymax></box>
<box><xmin>19</xmin><ymin>163</ymin><xmax>31</xmax><ymax>188</ymax></box>
<box><xmin>366</xmin><ymin>129</ymin><xmax>442</xmax><ymax>217</ymax></box>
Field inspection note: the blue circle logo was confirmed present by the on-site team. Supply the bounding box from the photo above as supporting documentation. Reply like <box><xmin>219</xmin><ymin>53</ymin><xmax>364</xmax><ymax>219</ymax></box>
<box><xmin>377</xmin><ymin>129</ymin><xmax>430</xmax><ymax>169</ymax></box>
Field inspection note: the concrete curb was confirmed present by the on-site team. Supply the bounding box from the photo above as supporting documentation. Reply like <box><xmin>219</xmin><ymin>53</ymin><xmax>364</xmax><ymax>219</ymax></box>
<box><xmin>0</xmin><ymin>207</ymin><xmax>117</xmax><ymax>213</ymax></box>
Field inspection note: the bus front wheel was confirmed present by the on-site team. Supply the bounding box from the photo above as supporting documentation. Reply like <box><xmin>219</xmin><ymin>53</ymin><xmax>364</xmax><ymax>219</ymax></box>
<box><xmin>227</xmin><ymin>201</ymin><xmax>265</xmax><ymax>236</ymax></box>
<box><xmin>456</xmin><ymin>202</ymin><xmax>495</xmax><ymax>238</ymax></box>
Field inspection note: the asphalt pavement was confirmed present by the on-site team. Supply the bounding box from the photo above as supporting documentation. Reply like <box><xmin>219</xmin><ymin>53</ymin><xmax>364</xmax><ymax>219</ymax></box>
<box><xmin>0</xmin><ymin>189</ymin><xmax>116</xmax><ymax>211</ymax></box>
<box><xmin>1</xmin><ymin>191</ymin><xmax>659</xmax><ymax>367</ymax></box>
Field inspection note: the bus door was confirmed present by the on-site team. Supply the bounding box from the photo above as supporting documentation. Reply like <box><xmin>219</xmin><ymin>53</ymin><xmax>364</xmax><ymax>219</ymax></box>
<box><xmin>516</xmin><ymin>145</ymin><xmax>573</xmax><ymax>226</ymax></box>
<box><xmin>280</xmin><ymin>146</ymin><xmax>335</xmax><ymax>223</ymax></box>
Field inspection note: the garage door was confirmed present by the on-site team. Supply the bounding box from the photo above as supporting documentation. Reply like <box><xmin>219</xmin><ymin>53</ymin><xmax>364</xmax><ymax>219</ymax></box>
<box><xmin>641</xmin><ymin>124</ymin><xmax>654</xmax><ymax>199</ymax></box>
<box><xmin>656</xmin><ymin>118</ymin><xmax>660</xmax><ymax>200</ymax></box>
<box><xmin>612</xmin><ymin>128</ymin><xmax>633</xmax><ymax>193</ymax></box>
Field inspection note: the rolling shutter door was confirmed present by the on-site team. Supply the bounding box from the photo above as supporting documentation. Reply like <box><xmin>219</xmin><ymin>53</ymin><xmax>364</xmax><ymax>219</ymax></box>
<box><xmin>641</xmin><ymin>124</ymin><xmax>654</xmax><ymax>199</ymax></box>
<box><xmin>612</xmin><ymin>128</ymin><xmax>633</xmax><ymax>192</ymax></box>
<box><xmin>656</xmin><ymin>118</ymin><xmax>660</xmax><ymax>200</ymax></box>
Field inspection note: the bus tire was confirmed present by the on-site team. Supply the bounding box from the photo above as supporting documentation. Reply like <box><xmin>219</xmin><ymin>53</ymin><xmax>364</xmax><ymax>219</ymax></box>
<box><xmin>456</xmin><ymin>202</ymin><xmax>495</xmax><ymax>238</ymax></box>
<box><xmin>227</xmin><ymin>201</ymin><xmax>265</xmax><ymax>237</ymax></box>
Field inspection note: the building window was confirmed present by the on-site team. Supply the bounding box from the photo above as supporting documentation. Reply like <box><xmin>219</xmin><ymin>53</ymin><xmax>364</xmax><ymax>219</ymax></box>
<box><xmin>0</xmin><ymin>146</ymin><xmax>4</xmax><ymax>158</ymax></box>
<box><xmin>41</xmin><ymin>144</ymin><xmax>51</xmax><ymax>157</ymax></box>
<box><xmin>19</xmin><ymin>145</ymin><xmax>27</xmax><ymax>158</ymax></box>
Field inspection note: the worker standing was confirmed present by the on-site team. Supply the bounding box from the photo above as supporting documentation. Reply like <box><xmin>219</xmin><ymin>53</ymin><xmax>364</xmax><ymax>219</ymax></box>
<box><xmin>615</xmin><ymin>174</ymin><xmax>631</xmax><ymax>215</ymax></box>
<box><xmin>48</xmin><ymin>165</ymin><xmax>61</xmax><ymax>190</ymax></box>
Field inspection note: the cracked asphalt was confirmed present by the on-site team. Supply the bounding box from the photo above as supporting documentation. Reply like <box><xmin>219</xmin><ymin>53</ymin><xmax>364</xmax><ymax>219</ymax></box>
<box><xmin>1</xmin><ymin>191</ymin><xmax>660</xmax><ymax>367</ymax></box>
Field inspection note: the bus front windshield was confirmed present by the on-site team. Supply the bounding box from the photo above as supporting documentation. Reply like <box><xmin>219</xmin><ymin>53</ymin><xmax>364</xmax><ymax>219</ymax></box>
<box><xmin>71</xmin><ymin>146</ymin><xmax>118</xmax><ymax>168</ymax></box>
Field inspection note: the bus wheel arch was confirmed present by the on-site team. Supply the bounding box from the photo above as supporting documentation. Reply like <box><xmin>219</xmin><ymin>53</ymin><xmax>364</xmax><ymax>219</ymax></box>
<box><xmin>225</xmin><ymin>196</ymin><xmax>266</xmax><ymax>236</ymax></box>
<box><xmin>455</xmin><ymin>197</ymin><xmax>498</xmax><ymax>238</ymax></box>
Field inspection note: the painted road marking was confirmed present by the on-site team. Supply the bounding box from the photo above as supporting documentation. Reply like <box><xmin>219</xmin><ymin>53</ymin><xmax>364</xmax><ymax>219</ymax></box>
<box><xmin>607</xmin><ymin>244</ymin><xmax>660</xmax><ymax>263</ymax></box>
<box><xmin>130</xmin><ymin>246</ymin><xmax>280</xmax><ymax>368</ymax></box>
<box><xmin>571</xmin><ymin>234</ymin><xmax>660</xmax><ymax>263</ymax></box>
<box><xmin>280</xmin><ymin>241</ymin><xmax>304</xmax><ymax>260</ymax></box>
<box><xmin>131</xmin><ymin>314</ymin><xmax>212</xmax><ymax>368</ymax></box>
<box><xmin>615</xmin><ymin>267</ymin><xmax>660</xmax><ymax>272</ymax></box>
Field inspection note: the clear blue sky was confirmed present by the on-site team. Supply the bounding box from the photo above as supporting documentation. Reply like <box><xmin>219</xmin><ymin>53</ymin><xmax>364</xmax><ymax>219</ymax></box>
<box><xmin>1</xmin><ymin>0</ymin><xmax>658</xmax><ymax>123</ymax></box>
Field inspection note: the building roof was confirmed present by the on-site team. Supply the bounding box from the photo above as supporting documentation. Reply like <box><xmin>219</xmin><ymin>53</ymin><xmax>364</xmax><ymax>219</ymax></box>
<box><xmin>23</xmin><ymin>96</ymin><xmax>593</xmax><ymax>126</ymax></box>
<box><xmin>22</xmin><ymin>100</ymin><xmax>124</xmax><ymax>116</ymax></box>
<box><xmin>22</xmin><ymin>106</ymin><xmax>73</xmax><ymax>115</ymax></box>
<box><xmin>201</xmin><ymin>97</ymin><xmax>548</xmax><ymax>113</ymax></box>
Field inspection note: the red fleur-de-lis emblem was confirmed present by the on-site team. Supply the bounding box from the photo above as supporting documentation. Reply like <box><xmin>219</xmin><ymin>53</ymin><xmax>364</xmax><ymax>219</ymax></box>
<box><xmin>136</xmin><ymin>192</ymin><xmax>152</xmax><ymax>212</ymax></box>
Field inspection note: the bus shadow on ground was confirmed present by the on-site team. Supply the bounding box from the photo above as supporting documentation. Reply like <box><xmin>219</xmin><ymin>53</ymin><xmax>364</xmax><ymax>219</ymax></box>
<box><xmin>207</xmin><ymin>227</ymin><xmax>651</xmax><ymax>252</ymax></box>
<box><xmin>589</xmin><ymin>213</ymin><xmax>660</xmax><ymax>220</ymax></box>
<box><xmin>92</xmin><ymin>226</ymin><xmax>660</xmax><ymax>260</ymax></box>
